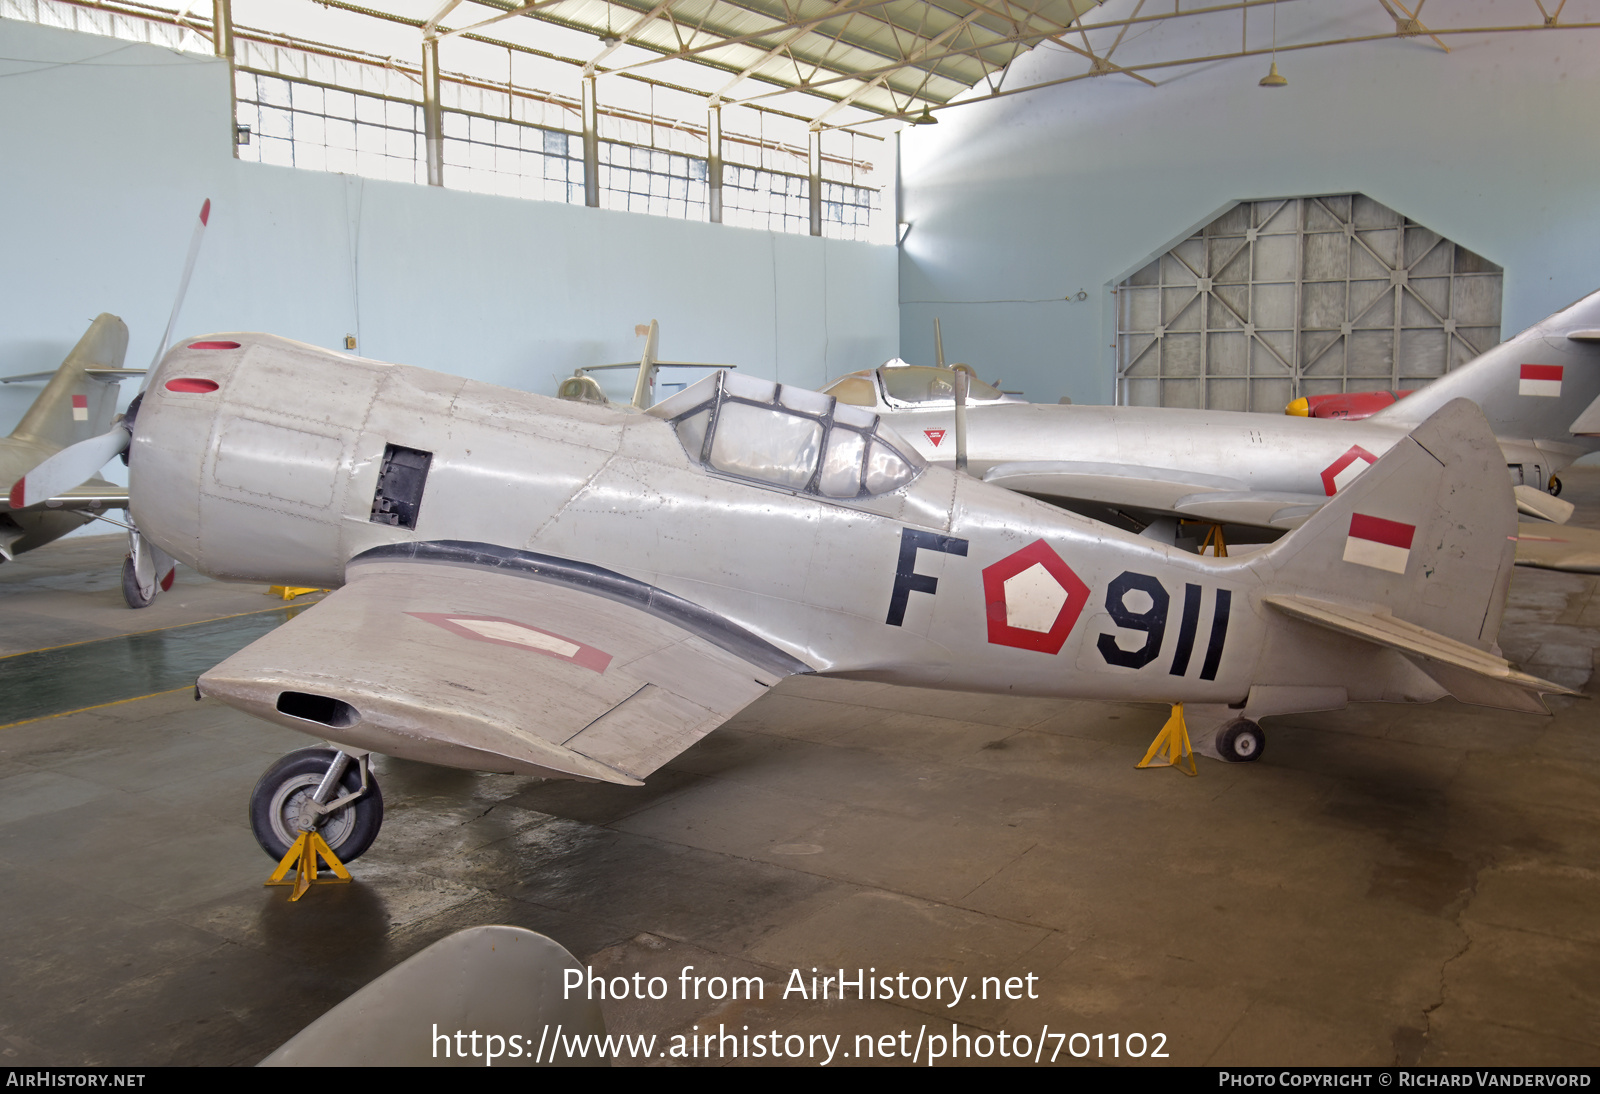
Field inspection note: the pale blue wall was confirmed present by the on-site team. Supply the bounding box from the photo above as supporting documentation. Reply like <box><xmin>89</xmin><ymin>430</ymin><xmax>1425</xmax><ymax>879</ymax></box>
<box><xmin>0</xmin><ymin>17</ymin><xmax>900</xmax><ymax>441</ymax></box>
<box><xmin>898</xmin><ymin>6</ymin><xmax>1600</xmax><ymax>405</ymax></box>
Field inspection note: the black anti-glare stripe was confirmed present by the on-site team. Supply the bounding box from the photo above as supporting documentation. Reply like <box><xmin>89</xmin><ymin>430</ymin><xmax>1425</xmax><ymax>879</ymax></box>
<box><xmin>348</xmin><ymin>540</ymin><xmax>812</xmax><ymax>678</ymax></box>
<box><xmin>1199</xmin><ymin>588</ymin><xmax>1232</xmax><ymax>682</ymax></box>
<box><xmin>1169</xmin><ymin>583</ymin><xmax>1202</xmax><ymax>677</ymax></box>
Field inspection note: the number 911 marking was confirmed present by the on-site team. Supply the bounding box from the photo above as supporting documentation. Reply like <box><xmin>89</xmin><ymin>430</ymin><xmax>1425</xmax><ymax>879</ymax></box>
<box><xmin>1096</xmin><ymin>571</ymin><xmax>1231</xmax><ymax>680</ymax></box>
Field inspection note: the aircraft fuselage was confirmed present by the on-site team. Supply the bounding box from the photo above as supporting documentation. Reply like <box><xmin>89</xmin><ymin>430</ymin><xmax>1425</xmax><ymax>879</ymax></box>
<box><xmin>130</xmin><ymin>336</ymin><xmax>1476</xmax><ymax>720</ymax></box>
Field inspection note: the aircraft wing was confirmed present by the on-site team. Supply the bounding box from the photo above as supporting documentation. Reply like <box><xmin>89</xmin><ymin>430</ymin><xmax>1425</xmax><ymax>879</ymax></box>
<box><xmin>0</xmin><ymin>476</ymin><xmax>127</xmax><ymax>513</ymax></box>
<box><xmin>197</xmin><ymin>551</ymin><xmax>809</xmax><ymax>785</ymax></box>
<box><xmin>982</xmin><ymin>461</ymin><xmax>1325</xmax><ymax>529</ymax></box>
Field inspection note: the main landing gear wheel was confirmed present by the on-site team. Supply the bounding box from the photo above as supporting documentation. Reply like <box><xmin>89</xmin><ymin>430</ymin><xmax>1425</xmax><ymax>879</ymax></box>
<box><xmin>1549</xmin><ymin>475</ymin><xmax>1563</xmax><ymax>497</ymax></box>
<box><xmin>250</xmin><ymin>747</ymin><xmax>384</xmax><ymax>863</ymax></box>
<box><xmin>121</xmin><ymin>556</ymin><xmax>152</xmax><ymax>609</ymax></box>
<box><xmin>1216</xmin><ymin>719</ymin><xmax>1266</xmax><ymax>763</ymax></box>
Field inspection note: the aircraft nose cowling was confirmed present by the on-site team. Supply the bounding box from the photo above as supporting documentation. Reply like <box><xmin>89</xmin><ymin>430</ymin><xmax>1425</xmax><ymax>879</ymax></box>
<box><xmin>132</xmin><ymin>336</ymin><xmax>376</xmax><ymax>586</ymax></box>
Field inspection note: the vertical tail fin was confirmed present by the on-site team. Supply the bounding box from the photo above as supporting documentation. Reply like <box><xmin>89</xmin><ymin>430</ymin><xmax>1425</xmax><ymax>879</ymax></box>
<box><xmin>9</xmin><ymin>314</ymin><xmax>130</xmax><ymax>451</ymax></box>
<box><xmin>1371</xmin><ymin>288</ymin><xmax>1600</xmax><ymax>447</ymax></box>
<box><xmin>1257</xmin><ymin>398</ymin><xmax>1514</xmax><ymax>652</ymax></box>
<box><xmin>1252</xmin><ymin>399</ymin><xmax>1574</xmax><ymax>712</ymax></box>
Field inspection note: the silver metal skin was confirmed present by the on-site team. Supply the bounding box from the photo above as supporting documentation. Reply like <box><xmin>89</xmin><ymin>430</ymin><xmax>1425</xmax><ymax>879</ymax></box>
<box><xmin>831</xmin><ymin>291</ymin><xmax>1600</xmax><ymax>531</ymax></box>
<box><xmin>129</xmin><ymin>333</ymin><xmax>1566</xmax><ymax>785</ymax></box>
<box><xmin>0</xmin><ymin>315</ymin><xmax>132</xmax><ymax>560</ymax></box>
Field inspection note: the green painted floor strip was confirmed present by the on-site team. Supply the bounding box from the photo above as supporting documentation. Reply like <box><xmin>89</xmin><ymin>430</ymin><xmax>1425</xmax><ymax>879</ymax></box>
<box><xmin>0</xmin><ymin>605</ymin><xmax>312</xmax><ymax>726</ymax></box>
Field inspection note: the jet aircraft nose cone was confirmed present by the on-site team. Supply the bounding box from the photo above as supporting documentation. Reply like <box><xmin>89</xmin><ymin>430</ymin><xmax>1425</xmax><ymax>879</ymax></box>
<box><xmin>1286</xmin><ymin>397</ymin><xmax>1309</xmax><ymax>417</ymax></box>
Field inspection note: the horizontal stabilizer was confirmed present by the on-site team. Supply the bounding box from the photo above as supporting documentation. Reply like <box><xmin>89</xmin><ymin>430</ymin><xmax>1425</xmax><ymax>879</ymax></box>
<box><xmin>1567</xmin><ymin>330</ymin><xmax>1600</xmax><ymax>343</ymax></box>
<box><xmin>1513</xmin><ymin>484</ymin><xmax>1575</xmax><ymax>524</ymax></box>
<box><xmin>1568</xmin><ymin>392</ymin><xmax>1600</xmax><ymax>435</ymax></box>
<box><xmin>2</xmin><ymin>368</ymin><xmax>143</xmax><ymax>383</ymax></box>
<box><xmin>1264</xmin><ymin>593</ymin><xmax>1577</xmax><ymax>712</ymax></box>
<box><xmin>1513</xmin><ymin>523</ymin><xmax>1600</xmax><ymax>574</ymax></box>
<box><xmin>0</xmin><ymin>478</ymin><xmax>130</xmax><ymax>514</ymax></box>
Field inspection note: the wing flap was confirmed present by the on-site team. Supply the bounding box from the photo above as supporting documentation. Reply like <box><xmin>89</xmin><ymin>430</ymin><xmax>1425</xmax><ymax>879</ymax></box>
<box><xmin>1264</xmin><ymin>593</ymin><xmax>1578</xmax><ymax>711</ymax></box>
<box><xmin>199</xmin><ymin>559</ymin><xmax>796</xmax><ymax>783</ymax></box>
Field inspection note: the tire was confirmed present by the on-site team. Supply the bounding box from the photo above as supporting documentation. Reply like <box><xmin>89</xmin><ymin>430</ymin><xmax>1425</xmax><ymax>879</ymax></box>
<box><xmin>121</xmin><ymin>556</ymin><xmax>152</xmax><ymax>609</ymax></box>
<box><xmin>1216</xmin><ymin>719</ymin><xmax>1266</xmax><ymax>763</ymax></box>
<box><xmin>250</xmin><ymin>747</ymin><xmax>383</xmax><ymax>863</ymax></box>
<box><xmin>1549</xmin><ymin>475</ymin><xmax>1563</xmax><ymax>498</ymax></box>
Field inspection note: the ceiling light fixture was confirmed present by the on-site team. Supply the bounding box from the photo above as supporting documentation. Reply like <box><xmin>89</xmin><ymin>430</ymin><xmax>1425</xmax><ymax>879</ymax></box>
<box><xmin>910</xmin><ymin>105</ymin><xmax>938</xmax><ymax>125</ymax></box>
<box><xmin>1260</xmin><ymin>1</ymin><xmax>1287</xmax><ymax>86</ymax></box>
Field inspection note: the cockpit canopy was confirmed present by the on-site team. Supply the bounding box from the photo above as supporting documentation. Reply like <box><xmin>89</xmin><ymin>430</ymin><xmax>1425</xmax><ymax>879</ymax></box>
<box><xmin>822</xmin><ymin>362</ymin><xmax>1021</xmax><ymax>409</ymax></box>
<box><xmin>649</xmin><ymin>371</ymin><xmax>925</xmax><ymax>498</ymax></box>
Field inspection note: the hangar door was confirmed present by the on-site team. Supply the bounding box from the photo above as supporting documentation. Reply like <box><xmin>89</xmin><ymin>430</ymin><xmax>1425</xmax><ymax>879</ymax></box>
<box><xmin>1114</xmin><ymin>195</ymin><xmax>1502</xmax><ymax>411</ymax></box>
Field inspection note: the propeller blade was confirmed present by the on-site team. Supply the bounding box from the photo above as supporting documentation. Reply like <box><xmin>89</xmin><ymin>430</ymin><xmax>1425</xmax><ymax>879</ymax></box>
<box><xmin>143</xmin><ymin>198</ymin><xmax>212</xmax><ymax>385</ymax></box>
<box><xmin>9</xmin><ymin>427</ymin><xmax>129</xmax><ymax>509</ymax></box>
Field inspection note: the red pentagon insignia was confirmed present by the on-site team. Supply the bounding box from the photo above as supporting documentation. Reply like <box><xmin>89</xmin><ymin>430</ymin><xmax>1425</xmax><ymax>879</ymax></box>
<box><xmin>981</xmin><ymin>540</ymin><xmax>1090</xmax><ymax>654</ymax></box>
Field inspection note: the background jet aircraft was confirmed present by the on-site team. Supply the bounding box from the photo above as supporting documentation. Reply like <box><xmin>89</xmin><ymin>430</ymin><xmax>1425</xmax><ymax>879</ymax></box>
<box><xmin>823</xmin><ymin>290</ymin><xmax>1600</xmax><ymax>536</ymax></box>
<box><xmin>0</xmin><ymin>313</ymin><xmax>139</xmax><ymax>561</ymax></box>
<box><xmin>21</xmin><ymin>334</ymin><xmax>1568</xmax><ymax>865</ymax></box>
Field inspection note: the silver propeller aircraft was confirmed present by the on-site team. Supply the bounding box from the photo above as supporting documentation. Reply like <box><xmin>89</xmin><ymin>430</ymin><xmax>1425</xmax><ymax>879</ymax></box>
<box><xmin>825</xmin><ymin>291</ymin><xmax>1600</xmax><ymax>538</ymax></box>
<box><xmin>16</xmin><ymin>332</ymin><xmax>1570</xmax><ymax>864</ymax></box>
<box><xmin>0</xmin><ymin>314</ymin><xmax>141</xmax><ymax>563</ymax></box>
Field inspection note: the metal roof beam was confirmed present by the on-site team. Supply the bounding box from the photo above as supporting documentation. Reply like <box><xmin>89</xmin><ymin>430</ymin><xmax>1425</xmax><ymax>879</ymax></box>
<box><xmin>808</xmin><ymin>5</ymin><xmax>985</xmax><ymax>126</ymax></box>
<box><xmin>582</xmin><ymin>0</ymin><xmax>691</xmax><ymax>75</ymax></box>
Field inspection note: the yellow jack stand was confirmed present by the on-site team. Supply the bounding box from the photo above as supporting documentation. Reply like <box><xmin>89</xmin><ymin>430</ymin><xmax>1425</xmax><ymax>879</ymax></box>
<box><xmin>268</xmin><ymin>585</ymin><xmax>325</xmax><ymax>601</ymax></box>
<box><xmin>265</xmin><ymin>830</ymin><xmax>352</xmax><ymax>902</ymax></box>
<box><xmin>1178</xmin><ymin>521</ymin><xmax>1229</xmax><ymax>558</ymax></box>
<box><xmin>1137</xmin><ymin>703</ymin><xmax>1198</xmax><ymax>777</ymax></box>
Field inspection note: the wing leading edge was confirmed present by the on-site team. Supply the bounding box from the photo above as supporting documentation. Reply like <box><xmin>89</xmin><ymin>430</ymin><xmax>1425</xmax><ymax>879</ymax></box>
<box><xmin>198</xmin><ymin>548</ymin><xmax>810</xmax><ymax>784</ymax></box>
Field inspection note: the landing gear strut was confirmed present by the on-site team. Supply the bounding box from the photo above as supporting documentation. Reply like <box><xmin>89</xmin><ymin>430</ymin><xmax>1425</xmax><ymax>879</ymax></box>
<box><xmin>1216</xmin><ymin>718</ymin><xmax>1266</xmax><ymax>763</ymax></box>
<box><xmin>250</xmin><ymin>747</ymin><xmax>384</xmax><ymax>863</ymax></box>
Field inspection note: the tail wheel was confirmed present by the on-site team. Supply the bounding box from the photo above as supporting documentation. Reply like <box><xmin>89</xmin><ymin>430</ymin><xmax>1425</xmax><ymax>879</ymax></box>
<box><xmin>1216</xmin><ymin>719</ymin><xmax>1266</xmax><ymax>763</ymax></box>
<box><xmin>1549</xmin><ymin>475</ymin><xmax>1563</xmax><ymax>497</ymax></box>
<box><xmin>250</xmin><ymin>747</ymin><xmax>384</xmax><ymax>863</ymax></box>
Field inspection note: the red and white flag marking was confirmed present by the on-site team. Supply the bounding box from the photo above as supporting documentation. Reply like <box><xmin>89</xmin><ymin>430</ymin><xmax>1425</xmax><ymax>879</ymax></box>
<box><xmin>1519</xmin><ymin>364</ymin><xmax>1562</xmax><ymax>397</ymax></box>
<box><xmin>70</xmin><ymin>394</ymin><xmax>88</xmax><ymax>422</ymax></box>
<box><xmin>1343</xmin><ymin>513</ymin><xmax>1415</xmax><ymax>574</ymax></box>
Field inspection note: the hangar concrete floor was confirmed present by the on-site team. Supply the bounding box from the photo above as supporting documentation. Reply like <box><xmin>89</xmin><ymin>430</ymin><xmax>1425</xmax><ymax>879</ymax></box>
<box><xmin>1</xmin><ymin>477</ymin><xmax>1598</xmax><ymax>1068</ymax></box>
